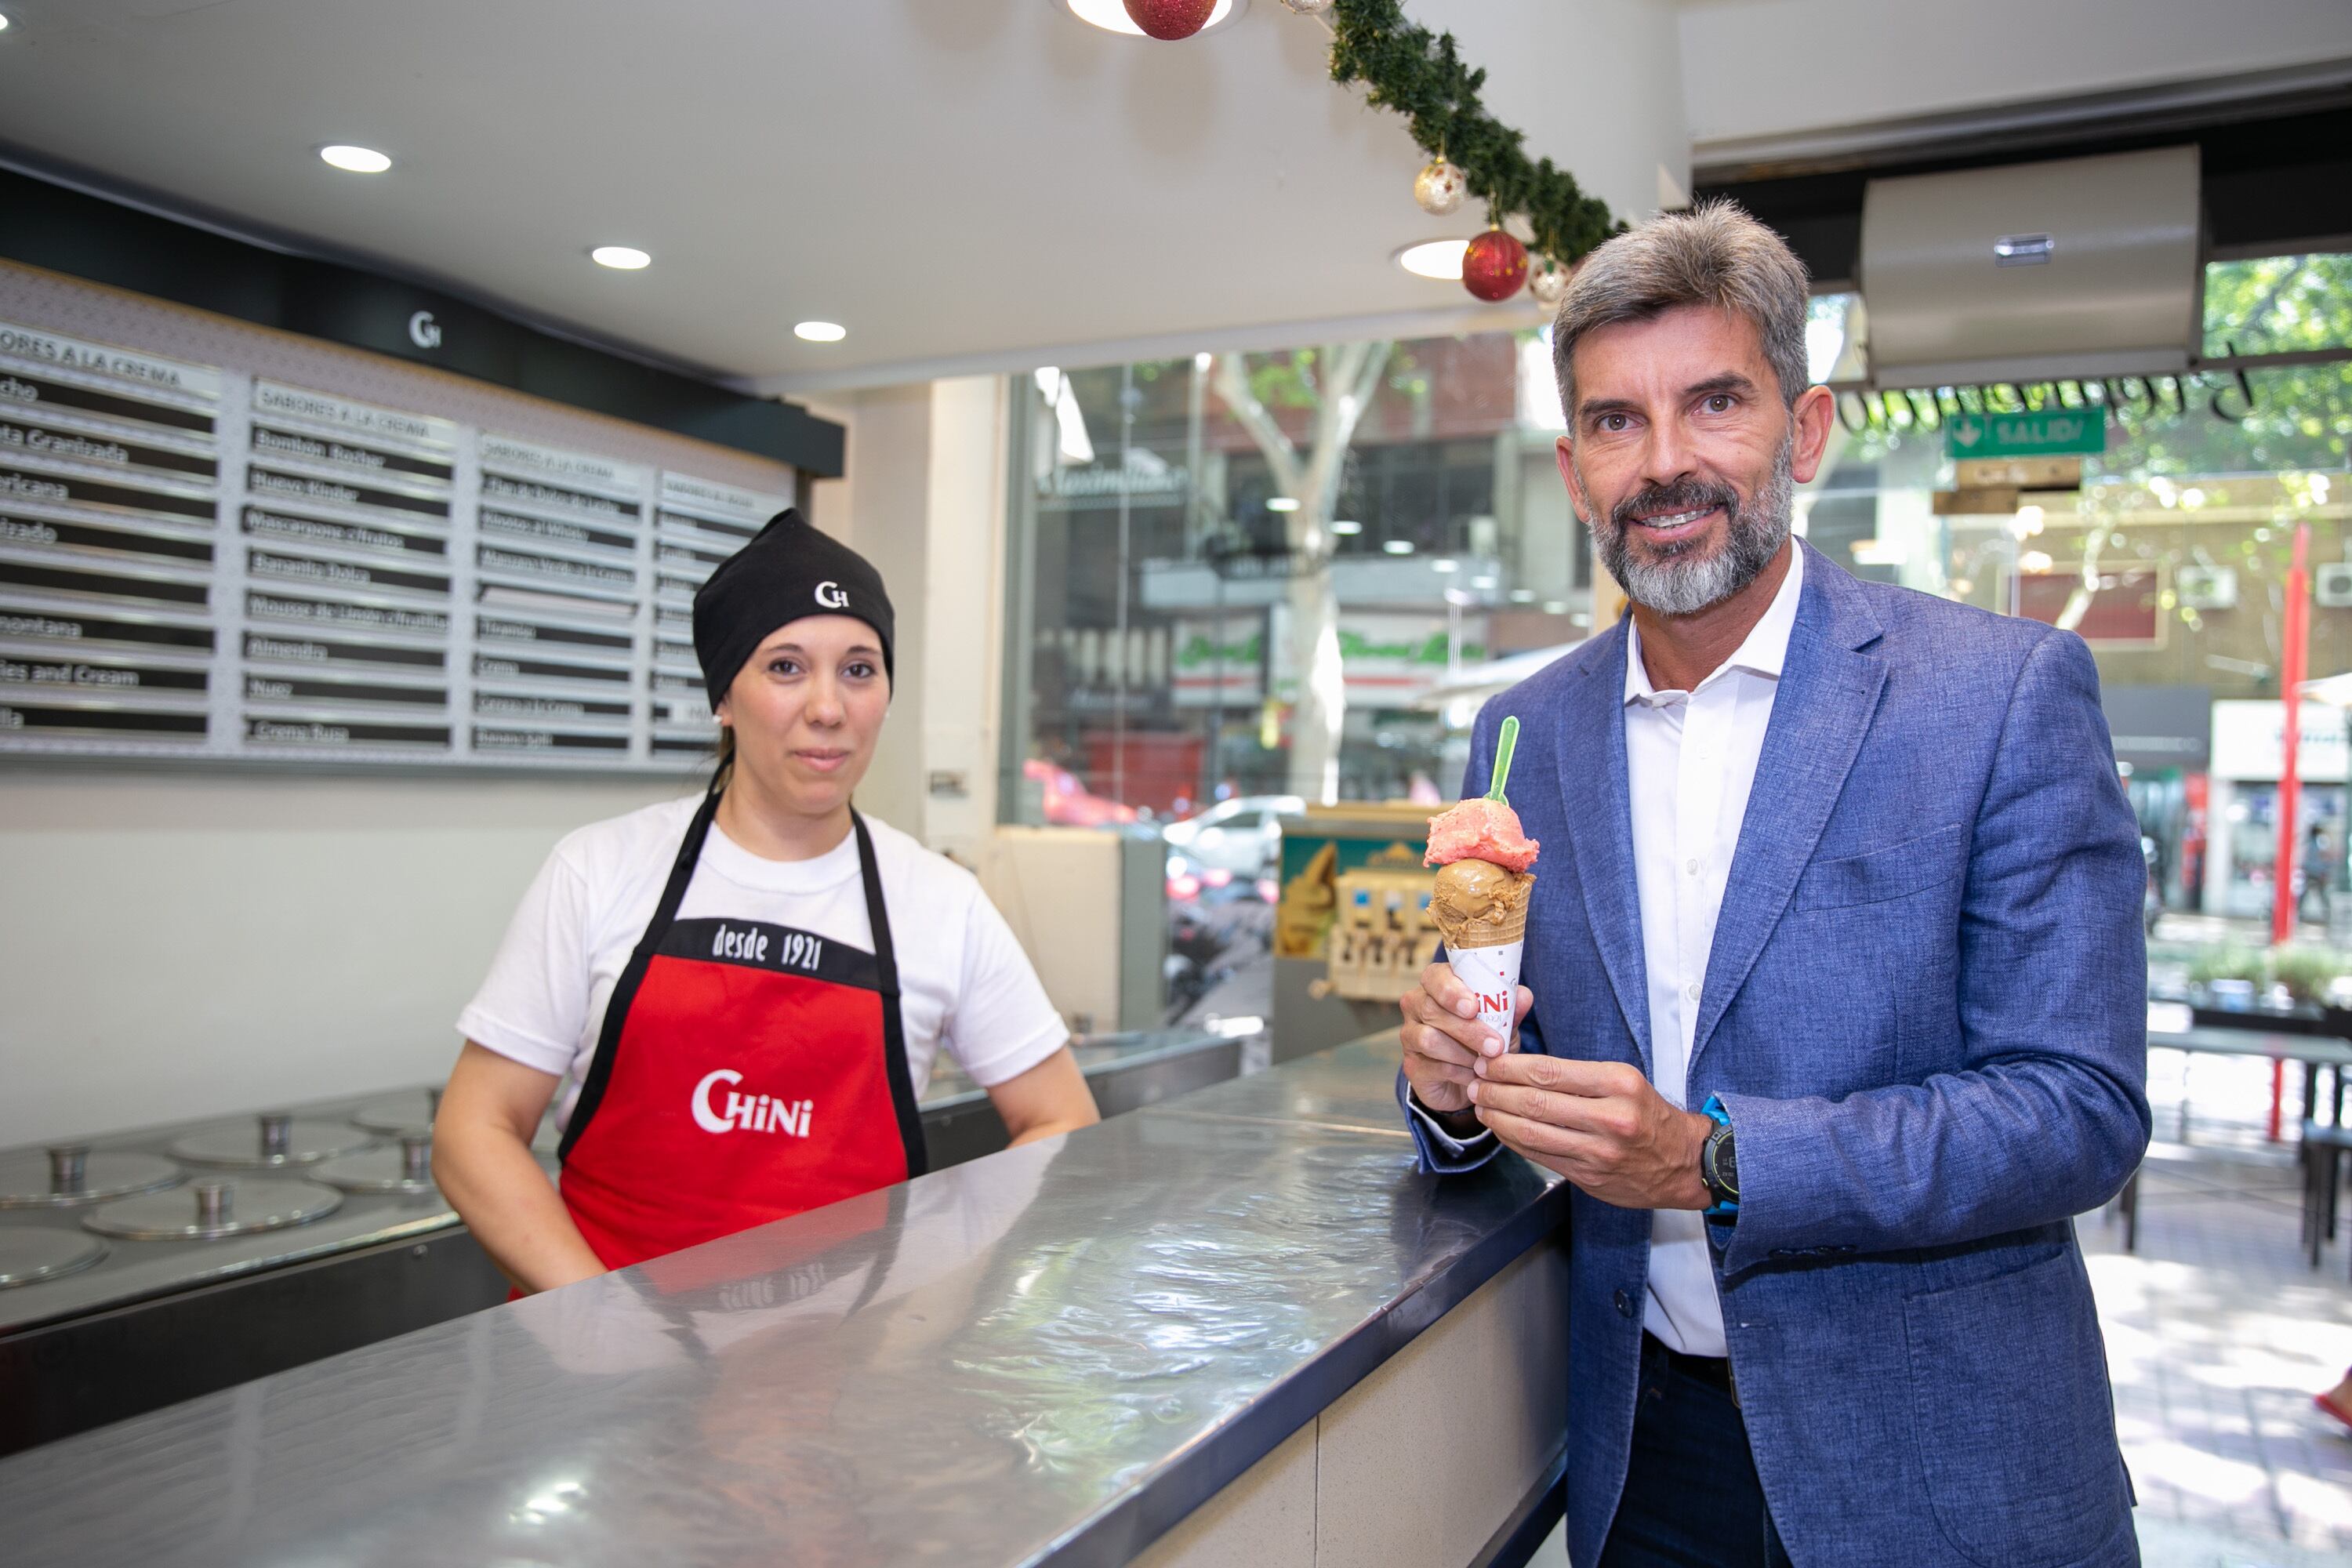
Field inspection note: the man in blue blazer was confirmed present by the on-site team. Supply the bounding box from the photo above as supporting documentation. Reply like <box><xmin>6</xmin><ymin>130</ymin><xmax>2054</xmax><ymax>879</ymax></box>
<box><xmin>1399</xmin><ymin>202</ymin><xmax>2148</xmax><ymax>1567</ymax></box>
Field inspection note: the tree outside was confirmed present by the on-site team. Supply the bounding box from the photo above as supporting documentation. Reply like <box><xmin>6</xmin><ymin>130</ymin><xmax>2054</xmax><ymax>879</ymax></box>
<box><xmin>1211</xmin><ymin>343</ymin><xmax>1393</xmax><ymax>803</ymax></box>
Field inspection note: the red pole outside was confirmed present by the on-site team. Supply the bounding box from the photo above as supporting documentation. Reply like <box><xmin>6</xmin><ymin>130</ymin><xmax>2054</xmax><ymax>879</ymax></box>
<box><xmin>2267</xmin><ymin>521</ymin><xmax>2312</xmax><ymax>1140</ymax></box>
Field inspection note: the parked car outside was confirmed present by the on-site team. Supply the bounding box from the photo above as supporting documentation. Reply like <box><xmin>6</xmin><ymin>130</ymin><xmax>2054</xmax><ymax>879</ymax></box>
<box><xmin>1163</xmin><ymin>795</ymin><xmax>1305</xmax><ymax>877</ymax></box>
<box><xmin>1022</xmin><ymin>758</ymin><xmax>1138</xmax><ymax>827</ymax></box>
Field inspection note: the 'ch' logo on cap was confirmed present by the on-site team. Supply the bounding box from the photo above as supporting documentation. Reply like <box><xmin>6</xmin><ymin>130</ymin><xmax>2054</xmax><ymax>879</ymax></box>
<box><xmin>815</xmin><ymin>581</ymin><xmax>850</xmax><ymax>609</ymax></box>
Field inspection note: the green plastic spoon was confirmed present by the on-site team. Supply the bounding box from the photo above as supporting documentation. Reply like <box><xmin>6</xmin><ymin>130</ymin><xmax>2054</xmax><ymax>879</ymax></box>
<box><xmin>1486</xmin><ymin>715</ymin><xmax>1519</xmax><ymax>805</ymax></box>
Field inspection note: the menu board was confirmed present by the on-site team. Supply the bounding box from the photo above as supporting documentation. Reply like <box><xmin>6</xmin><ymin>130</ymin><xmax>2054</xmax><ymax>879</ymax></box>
<box><xmin>0</xmin><ymin>319</ymin><xmax>789</xmax><ymax>768</ymax></box>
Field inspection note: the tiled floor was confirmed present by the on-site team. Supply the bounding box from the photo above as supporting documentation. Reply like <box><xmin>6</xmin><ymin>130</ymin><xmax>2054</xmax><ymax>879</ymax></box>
<box><xmin>2087</xmin><ymin>1047</ymin><xmax>2352</xmax><ymax>1565</ymax></box>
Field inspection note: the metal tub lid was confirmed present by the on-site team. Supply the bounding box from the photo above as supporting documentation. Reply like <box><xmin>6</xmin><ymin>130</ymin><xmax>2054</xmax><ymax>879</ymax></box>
<box><xmin>84</xmin><ymin>1178</ymin><xmax>342</xmax><ymax>1241</ymax></box>
<box><xmin>0</xmin><ymin>1147</ymin><xmax>180</xmax><ymax>1209</ymax></box>
<box><xmin>171</xmin><ymin>1113</ymin><xmax>376</xmax><ymax>1170</ymax></box>
<box><xmin>317</xmin><ymin>1134</ymin><xmax>436</xmax><ymax>1196</ymax></box>
<box><xmin>350</xmin><ymin>1088</ymin><xmax>443</xmax><ymax>1137</ymax></box>
<box><xmin>0</xmin><ymin>1227</ymin><xmax>106</xmax><ymax>1287</ymax></box>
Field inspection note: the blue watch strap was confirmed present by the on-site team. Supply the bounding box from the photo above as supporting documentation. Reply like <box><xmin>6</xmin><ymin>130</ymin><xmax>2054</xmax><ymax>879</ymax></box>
<box><xmin>1700</xmin><ymin>1094</ymin><xmax>1737</xmax><ymax>1219</ymax></box>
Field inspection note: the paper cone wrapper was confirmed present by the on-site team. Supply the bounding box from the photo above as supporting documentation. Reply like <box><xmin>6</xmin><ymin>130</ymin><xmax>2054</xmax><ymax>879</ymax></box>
<box><xmin>1445</xmin><ymin>938</ymin><xmax>1524</xmax><ymax>1046</ymax></box>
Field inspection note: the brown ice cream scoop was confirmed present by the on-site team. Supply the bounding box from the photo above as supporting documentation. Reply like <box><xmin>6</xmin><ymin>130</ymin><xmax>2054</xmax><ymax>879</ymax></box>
<box><xmin>1430</xmin><ymin>858</ymin><xmax>1535</xmax><ymax>949</ymax></box>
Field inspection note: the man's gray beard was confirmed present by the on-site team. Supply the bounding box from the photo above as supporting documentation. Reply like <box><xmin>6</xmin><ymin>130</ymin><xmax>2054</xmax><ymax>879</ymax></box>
<box><xmin>1595</xmin><ymin>440</ymin><xmax>1795</xmax><ymax>617</ymax></box>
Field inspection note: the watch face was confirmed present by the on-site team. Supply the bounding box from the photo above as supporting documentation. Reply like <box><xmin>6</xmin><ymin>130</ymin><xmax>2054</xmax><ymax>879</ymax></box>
<box><xmin>1706</xmin><ymin>1124</ymin><xmax>1737</xmax><ymax>1201</ymax></box>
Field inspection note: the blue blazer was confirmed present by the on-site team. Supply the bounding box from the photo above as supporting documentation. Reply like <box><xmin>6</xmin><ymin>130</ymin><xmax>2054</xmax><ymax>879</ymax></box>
<box><xmin>1406</xmin><ymin>543</ymin><xmax>2150</xmax><ymax>1567</ymax></box>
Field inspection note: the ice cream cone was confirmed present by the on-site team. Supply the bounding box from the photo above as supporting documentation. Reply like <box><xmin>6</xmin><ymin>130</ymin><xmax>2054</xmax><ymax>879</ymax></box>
<box><xmin>1422</xmin><ymin>739</ymin><xmax>1539</xmax><ymax>1045</ymax></box>
<box><xmin>1430</xmin><ymin>858</ymin><xmax>1534</xmax><ymax>1043</ymax></box>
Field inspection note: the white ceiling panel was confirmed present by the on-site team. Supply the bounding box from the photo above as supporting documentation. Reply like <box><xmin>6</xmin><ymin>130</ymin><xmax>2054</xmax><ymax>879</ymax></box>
<box><xmin>0</xmin><ymin>0</ymin><xmax>1682</xmax><ymax>390</ymax></box>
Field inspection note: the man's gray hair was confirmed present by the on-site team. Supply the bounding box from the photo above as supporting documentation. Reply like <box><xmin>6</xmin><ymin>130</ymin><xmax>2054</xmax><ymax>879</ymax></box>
<box><xmin>1550</xmin><ymin>200</ymin><xmax>1812</xmax><ymax>419</ymax></box>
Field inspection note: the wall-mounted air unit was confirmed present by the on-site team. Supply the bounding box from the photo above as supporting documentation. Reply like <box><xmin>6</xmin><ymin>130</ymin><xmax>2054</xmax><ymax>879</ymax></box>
<box><xmin>1860</xmin><ymin>146</ymin><xmax>2201</xmax><ymax>389</ymax></box>
<box><xmin>2177</xmin><ymin>564</ymin><xmax>2238</xmax><ymax>611</ymax></box>
<box><xmin>2317</xmin><ymin>564</ymin><xmax>2352</xmax><ymax>608</ymax></box>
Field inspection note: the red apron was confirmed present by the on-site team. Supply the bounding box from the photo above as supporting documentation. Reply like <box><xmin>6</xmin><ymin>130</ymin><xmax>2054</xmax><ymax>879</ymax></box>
<box><xmin>556</xmin><ymin>787</ymin><xmax>927</xmax><ymax>1271</ymax></box>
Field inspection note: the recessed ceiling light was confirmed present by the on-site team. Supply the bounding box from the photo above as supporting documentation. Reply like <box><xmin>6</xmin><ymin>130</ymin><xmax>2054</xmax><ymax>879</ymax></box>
<box><xmin>1431</xmin><ymin>557</ymin><xmax>1460</xmax><ymax>573</ymax></box>
<box><xmin>1266</xmin><ymin>496</ymin><xmax>1300</xmax><ymax>513</ymax></box>
<box><xmin>0</xmin><ymin>13</ymin><xmax>13</xmax><ymax>33</ymax></box>
<box><xmin>1508</xmin><ymin>588</ymin><xmax>1536</xmax><ymax>602</ymax></box>
<box><xmin>1062</xmin><ymin>0</ymin><xmax>1242</xmax><ymax>37</ymax></box>
<box><xmin>1396</xmin><ymin>238</ymin><xmax>1469</xmax><ymax>281</ymax></box>
<box><xmin>794</xmin><ymin>321</ymin><xmax>847</xmax><ymax>343</ymax></box>
<box><xmin>590</xmin><ymin>246</ymin><xmax>651</xmax><ymax>270</ymax></box>
<box><xmin>1383</xmin><ymin>540</ymin><xmax>1414</xmax><ymax>556</ymax></box>
<box><xmin>319</xmin><ymin>145</ymin><xmax>392</xmax><ymax>175</ymax></box>
<box><xmin>1330</xmin><ymin>521</ymin><xmax>1363</xmax><ymax>535</ymax></box>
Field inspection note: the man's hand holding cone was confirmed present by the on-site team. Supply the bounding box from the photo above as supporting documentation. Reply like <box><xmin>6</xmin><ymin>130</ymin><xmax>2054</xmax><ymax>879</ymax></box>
<box><xmin>1402</xmin><ymin>960</ymin><xmax>1537</xmax><ymax>1120</ymax></box>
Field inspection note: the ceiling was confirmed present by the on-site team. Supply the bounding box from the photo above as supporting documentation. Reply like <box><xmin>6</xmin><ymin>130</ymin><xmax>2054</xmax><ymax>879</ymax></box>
<box><xmin>0</xmin><ymin>0</ymin><xmax>1686</xmax><ymax>393</ymax></box>
<box><xmin>0</xmin><ymin>0</ymin><xmax>2343</xmax><ymax>396</ymax></box>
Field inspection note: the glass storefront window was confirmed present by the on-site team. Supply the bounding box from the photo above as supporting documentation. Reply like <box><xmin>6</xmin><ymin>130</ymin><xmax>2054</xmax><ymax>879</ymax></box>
<box><xmin>1001</xmin><ymin>336</ymin><xmax>1587</xmax><ymax>831</ymax></box>
<box><xmin>1000</xmin><ymin>252</ymin><xmax>2352</xmax><ymax>959</ymax></box>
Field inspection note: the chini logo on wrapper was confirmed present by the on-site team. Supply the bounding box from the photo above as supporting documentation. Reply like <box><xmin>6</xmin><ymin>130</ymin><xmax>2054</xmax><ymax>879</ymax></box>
<box><xmin>691</xmin><ymin>1069</ymin><xmax>815</xmax><ymax>1138</ymax></box>
<box><xmin>1447</xmin><ymin>940</ymin><xmax>1526</xmax><ymax>1044</ymax></box>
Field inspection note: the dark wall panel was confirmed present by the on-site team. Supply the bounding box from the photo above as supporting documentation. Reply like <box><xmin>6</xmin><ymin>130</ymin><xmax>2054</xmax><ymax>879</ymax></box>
<box><xmin>0</xmin><ymin>166</ymin><xmax>844</xmax><ymax>476</ymax></box>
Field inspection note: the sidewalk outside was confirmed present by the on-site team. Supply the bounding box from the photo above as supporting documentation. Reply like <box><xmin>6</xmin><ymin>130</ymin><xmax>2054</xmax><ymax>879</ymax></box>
<box><xmin>2094</xmin><ymin>1044</ymin><xmax>2352</xmax><ymax>1565</ymax></box>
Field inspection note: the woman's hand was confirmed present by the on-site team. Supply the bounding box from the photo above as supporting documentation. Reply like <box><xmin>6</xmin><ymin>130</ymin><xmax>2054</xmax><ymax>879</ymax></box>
<box><xmin>434</xmin><ymin>1043</ymin><xmax>608</xmax><ymax>1294</ymax></box>
<box><xmin>983</xmin><ymin>1046</ymin><xmax>1101</xmax><ymax>1147</ymax></box>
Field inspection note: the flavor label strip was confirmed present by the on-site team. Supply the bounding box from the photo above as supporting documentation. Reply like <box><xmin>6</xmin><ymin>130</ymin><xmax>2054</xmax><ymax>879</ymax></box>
<box><xmin>1</xmin><ymin>657</ymin><xmax>209</xmax><ymax>695</ymax></box>
<box><xmin>4</xmin><ymin>514</ymin><xmax>213</xmax><ymax>565</ymax></box>
<box><xmin>245</xmin><ymin>717</ymin><xmax>452</xmax><ymax>748</ymax></box>
<box><xmin>1</xmin><ymin>419</ymin><xmax>218</xmax><ymax>481</ymax></box>
<box><xmin>1</xmin><ymin>702</ymin><xmax>209</xmax><ymax>738</ymax></box>
<box><xmin>0</xmin><ymin>464</ymin><xmax>215</xmax><ymax>523</ymax></box>
<box><xmin>0</xmin><ymin>608</ymin><xmax>215</xmax><ymax>653</ymax></box>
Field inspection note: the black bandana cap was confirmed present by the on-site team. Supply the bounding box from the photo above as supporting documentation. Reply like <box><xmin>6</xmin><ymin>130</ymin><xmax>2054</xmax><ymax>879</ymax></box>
<box><xmin>692</xmin><ymin>508</ymin><xmax>895</xmax><ymax>702</ymax></box>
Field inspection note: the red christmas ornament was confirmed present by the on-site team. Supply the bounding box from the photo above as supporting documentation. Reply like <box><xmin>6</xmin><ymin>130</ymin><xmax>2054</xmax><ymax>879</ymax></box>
<box><xmin>1461</xmin><ymin>228</ymin><xmax>1529</xmax><ymax>302</ymax></box>
<box><xmin>1123</xmin><ymin>0</ymin><xmax>1218</xmax><ymax>40</ymax></box>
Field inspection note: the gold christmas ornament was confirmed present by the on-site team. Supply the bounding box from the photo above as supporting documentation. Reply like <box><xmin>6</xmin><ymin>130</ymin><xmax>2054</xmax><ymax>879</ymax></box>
<box><xmin>1413</xmin><ymin>158</ymin><xmax>1468</xmax><ymax>217</ymax></box>
<box><xmin>1528</xmin><ymin>255</ymin><xmax>1572</xmax><ymax>308</ymax></box>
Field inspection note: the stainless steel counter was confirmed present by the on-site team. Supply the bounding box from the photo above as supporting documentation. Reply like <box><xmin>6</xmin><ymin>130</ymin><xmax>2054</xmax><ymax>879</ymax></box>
<box><xmin>2</xmin><ymin>1029</ymin><xmax>1247</xmax><ymax>1457</ymax></box>
<box><xmin>0</xmin><ymin>1035</ymin><xmax>1569</xmax><ymax>1567</ymax></box>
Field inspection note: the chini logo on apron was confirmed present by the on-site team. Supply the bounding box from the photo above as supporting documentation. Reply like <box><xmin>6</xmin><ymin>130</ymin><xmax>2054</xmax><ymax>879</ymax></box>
<box><xmin>557</xmin><ymin>786</ymin><xmax>927</xmax><ymax>1271</ymax></box>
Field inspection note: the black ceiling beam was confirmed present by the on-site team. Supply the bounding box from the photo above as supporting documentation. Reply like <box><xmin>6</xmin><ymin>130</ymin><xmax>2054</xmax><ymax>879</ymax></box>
<box><xmin>1697</xmin><ymin>102</ymin><xmax>2352</xmax><ymax>291</ymax></box>
<box><xmin>0</xmin><ymin>164</ymin><xmax>844</xmax><ymax>477</ymax></box>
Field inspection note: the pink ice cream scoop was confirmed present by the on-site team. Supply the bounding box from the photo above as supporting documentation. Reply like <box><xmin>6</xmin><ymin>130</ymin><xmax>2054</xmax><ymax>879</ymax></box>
<box><xmin>1424</xmin><ymin>797</ymin><xmax>1540</xmax><ymax>873</ymax></box>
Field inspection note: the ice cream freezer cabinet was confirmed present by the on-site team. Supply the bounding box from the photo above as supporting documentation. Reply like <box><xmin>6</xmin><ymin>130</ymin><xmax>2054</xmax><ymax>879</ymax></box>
<box><xmin>0</xmin><ymin>1028</ymin><xmax>1242</xmax><ymax>1457</ymax></box>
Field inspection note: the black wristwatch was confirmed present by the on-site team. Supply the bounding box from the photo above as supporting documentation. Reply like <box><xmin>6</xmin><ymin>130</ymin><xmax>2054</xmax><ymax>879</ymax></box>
<box><xmin>1700</xmin><ymin>1095</ymin><xmax>1738</xmax><ymax>1218</ymax></box>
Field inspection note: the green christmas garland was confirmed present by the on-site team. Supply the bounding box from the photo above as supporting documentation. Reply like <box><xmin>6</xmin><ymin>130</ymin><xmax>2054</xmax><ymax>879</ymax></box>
<box><xmin>1324</xmin><ymin>0</ymin><xmax>1623</xmax><ymax>265</ymax></box>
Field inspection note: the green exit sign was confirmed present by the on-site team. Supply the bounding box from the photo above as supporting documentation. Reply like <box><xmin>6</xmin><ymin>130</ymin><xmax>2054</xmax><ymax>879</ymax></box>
<box><xmin>1945</xmin><ymin>408</ymin><xmax>2107</xmax><ymax>459</ymax></box>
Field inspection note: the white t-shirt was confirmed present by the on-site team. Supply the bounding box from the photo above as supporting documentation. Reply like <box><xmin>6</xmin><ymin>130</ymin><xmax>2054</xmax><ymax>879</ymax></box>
<box><xmin>458</xmin><ymin>797</ymin><xmax>1069</xmax><ymax>1131</ymax></box>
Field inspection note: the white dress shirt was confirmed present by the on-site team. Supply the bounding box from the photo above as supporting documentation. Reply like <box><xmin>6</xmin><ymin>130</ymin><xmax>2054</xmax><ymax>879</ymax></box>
<box><xmin>1409</xmin><ymin>547</ymin><xmax>1806</xmax><ymax>1358</ymax></box>
<box><xmin>1624</xmin><ymin>544</ymin><xmax>1804</xmax><ymax>1357</ymax></box>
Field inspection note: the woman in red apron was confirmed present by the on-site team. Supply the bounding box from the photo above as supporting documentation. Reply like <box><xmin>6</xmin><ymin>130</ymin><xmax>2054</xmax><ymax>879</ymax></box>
<box><xmin>434</xmin><ymin>511</ymin><xmax>1099</xmax><ymax>1289</ymax></box>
